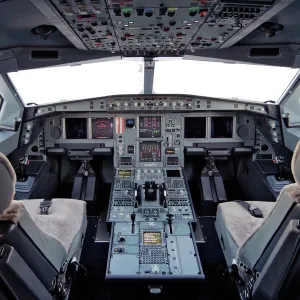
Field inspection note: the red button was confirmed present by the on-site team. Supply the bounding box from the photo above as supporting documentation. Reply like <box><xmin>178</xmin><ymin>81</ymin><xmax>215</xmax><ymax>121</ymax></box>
<box><xmin>199</xmin><ymin>9</ymin><xmax>208</xmax><ymax>17</ymax></box>
<box><xmin>163</xmin><ymin>27</ymin><xmax>170</xmax><ymax>32</ymax></box>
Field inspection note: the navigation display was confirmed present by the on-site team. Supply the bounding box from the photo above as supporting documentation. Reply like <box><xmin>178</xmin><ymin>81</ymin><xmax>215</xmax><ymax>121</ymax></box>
<box><xmin>143</xmin><ymin>232</ymin><xmax>162</xmax><ymax>245</ymax></box>
<box><xmin>184</xmin><ymin>117</ymin><xmax>206</xmax><ymax>139</ymax></box>
<box><xmin>140</xmin><ymin>141</ymin><xmax>161</xmax><ymax>162</ymax></box>
<box><xmin>65</xmin><ymin>118</ymin><xmax>87</xmax><ymax>139</ymax></box>
<box><xmin>139</xmin><ymin>116</ymin><xmax>161</xmax><ymax>138</ymax></box>
<box><xmin>211</xmin><ymin>117</ymin><xmax>233</xmax><ymax>138</ymax></box>
<box><xmin>92</xmin><ymin>118</ymin><xmax>113</xmax><ymax>139</ymax></box>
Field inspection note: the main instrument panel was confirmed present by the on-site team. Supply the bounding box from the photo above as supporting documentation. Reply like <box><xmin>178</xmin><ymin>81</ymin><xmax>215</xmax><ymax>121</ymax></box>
<box><xmin>22</xmin><ymin>95</ymin><xmax>282</xmax><ymax>167</ymax></box>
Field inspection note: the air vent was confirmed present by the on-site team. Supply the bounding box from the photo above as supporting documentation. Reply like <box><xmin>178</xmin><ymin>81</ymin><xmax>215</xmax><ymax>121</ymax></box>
<box><xmin>249</xmin><ymin>48</ymin><xmax>280</xmax><ymax>57</ymax></box>
<box><xmin>31</xmin><ymin>50</ymin><xmax>60</xmax><ymax>60</ymax></box>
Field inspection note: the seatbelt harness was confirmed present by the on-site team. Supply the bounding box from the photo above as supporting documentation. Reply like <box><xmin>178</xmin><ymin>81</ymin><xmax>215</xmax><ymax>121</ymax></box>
<box><xmin>39</xmin><ymin>198</ymin><xmax>52</xmax><ymax>215</ymax></box>
<box><xmin>248</xmin><ymin>204</ymin><xmax>263</xmax><ymax>218</ymax></box>
<box><xmin>238</xmin><ymin>201</ymin><xmax>263</xmax><ymax>218</ymax></box>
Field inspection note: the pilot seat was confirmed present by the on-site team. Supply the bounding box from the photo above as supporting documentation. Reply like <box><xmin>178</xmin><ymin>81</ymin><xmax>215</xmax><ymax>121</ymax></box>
<box><xmin>215</xmin><ymin>141</ymin><xmax>300</xmax><ymax>299</ymax></box>
<box><xmin>0</xmin><ymin>152</ymin><xmax>87</xmax><ymax>299</ymax></box>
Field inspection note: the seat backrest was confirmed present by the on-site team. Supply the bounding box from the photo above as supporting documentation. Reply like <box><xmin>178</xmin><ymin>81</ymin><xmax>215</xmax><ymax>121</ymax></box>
<box><xmin>0</xmin><ymin>153</ymin><xmax>65</xmax><ymax>289</ymax></box>
<box><xmin>237</xmin><ymin>141</ymin><xmax>300</xmax><ymax>272</ymax></box>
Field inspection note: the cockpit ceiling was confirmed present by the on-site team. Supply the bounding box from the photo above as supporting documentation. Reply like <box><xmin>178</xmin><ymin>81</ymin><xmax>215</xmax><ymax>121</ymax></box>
<box><xmin>0</xmin><ymin>0</ymin><xmax>300</xmax><ymax>72</ymax></box>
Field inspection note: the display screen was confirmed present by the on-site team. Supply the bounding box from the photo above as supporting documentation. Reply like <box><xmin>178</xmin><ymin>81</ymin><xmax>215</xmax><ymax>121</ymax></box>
<box><xmin>65</xmin><ymin>118</ymin><xmax>87</xmax><ymax>139</ymax></box>
<box><xmin>143</xmin><ymin>232</ymin><xmax>162</xmax><ymax>245</ymax></box>
<box><xmin>140</xmin><ymin>141</ymin><xmax>161</xmax><ymax>162</ymax></box>
<box><xmin>166</xmin><ymin>169</ymin><xmax>181</xmax><ymax>177</ymax></box>
<box><xmin>92</xmin><ymin>118</ymin><xmax>113</xmax><ymax>139</ymax></box>
<box><xmin>118</xmin><ymin>170</ymin><xmax>132</xmax><ymax>178</ymax></box>
<box><xmin>139</xmin><ymin>116</ymin><xmax>161</xmax><ymax>138</ymax></box>
<box><xmin>211</xmin><ymin>117</ymin><xmax>233</xmax><ymax>138</ymax></box>
<box><xmin>167</xmin><ymin>156</ymin><xmax>179</xmax><ymax>166</ymax></box>
<box><xmin>184</xmin><ymin>117</ymin><xmax>206</xmax><ymax>138</ymax></box>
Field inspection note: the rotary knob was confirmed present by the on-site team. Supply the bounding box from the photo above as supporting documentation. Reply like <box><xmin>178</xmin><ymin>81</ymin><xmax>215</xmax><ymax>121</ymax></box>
<box><xmin>26</xmin><ymin>124</ymin><xmax>32</xmax><ymax>130</ymax></box>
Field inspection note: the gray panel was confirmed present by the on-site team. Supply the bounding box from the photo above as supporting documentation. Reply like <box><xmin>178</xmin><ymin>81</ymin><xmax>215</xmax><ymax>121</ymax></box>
<box><xmin>280</xmin><ymin>77</ymin><xmax>300</xmax><ymax>152</ymax></box>
<box><xmin>106</xmin><ymin>222</ymin><xmax>204</xmax><ymax>279</ymax></box>
<box><xmin>34</xmin><ymin>96</ymin><xmax>268</xmax><ymax>116</ymax></box>
<box><xmin>109</xmin><ymin>255</ymin><xmax>139</xmax><ymax>276</ymax></box>
<box><xmin>0</xmin><ymin>75</ymin><xmax>24</xmax><ymax>155</ymax></box>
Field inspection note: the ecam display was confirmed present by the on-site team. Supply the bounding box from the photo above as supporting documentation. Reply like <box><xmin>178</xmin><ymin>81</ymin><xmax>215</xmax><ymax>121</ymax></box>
<box><xmin>139</xmin><ymin>116</ymin><xmax>161</xmax><ymax>138</ymax></box>
<box><xmin>139</xmin><ymin>141</ymin><xmax>161</xmax><ymax>162</ymax></box>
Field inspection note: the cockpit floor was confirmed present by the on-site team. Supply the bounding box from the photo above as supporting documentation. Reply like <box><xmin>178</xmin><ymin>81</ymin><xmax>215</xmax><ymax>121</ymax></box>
<box><xmin>69</xmin><ymin>215</ymin><xmax>238</xmax><ymax>300</ymax></box>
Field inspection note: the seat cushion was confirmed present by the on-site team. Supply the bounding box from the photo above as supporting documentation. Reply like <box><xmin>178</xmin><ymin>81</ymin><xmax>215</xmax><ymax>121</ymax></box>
<box><xmin>21</xmin><ymin>198</ymin><xmax>87</xmax><ymax>266</ymax></box>
<box><xmin>215</xmin><ymin>201</ymin><xmax>275</xmax><ymax>265</ymax></box>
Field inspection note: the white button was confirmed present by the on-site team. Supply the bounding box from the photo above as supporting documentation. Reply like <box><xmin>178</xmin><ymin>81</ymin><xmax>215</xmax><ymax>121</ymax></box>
<box><xmin>152</xmin><ymin>264</ymin><xmax>160</xmax><ymax>274</ymax></box>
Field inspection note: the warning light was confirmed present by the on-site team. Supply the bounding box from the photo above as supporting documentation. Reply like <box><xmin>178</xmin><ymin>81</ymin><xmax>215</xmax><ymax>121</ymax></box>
<box><xmin>199</xmin><ymin>9</ymin><xmax>208</xmax><ymax>17</ymax></box>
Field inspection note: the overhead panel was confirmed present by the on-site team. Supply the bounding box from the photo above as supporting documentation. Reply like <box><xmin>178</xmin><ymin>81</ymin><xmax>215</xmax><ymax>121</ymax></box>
<box><xmin>44</xmin><ymin>0</ymin><xmax>290</xmax><ymax>57</ymax></box>
<box><xmin>51</xmin><ymin>0</ymin><xmax>118</xmax><ymax>52</ymax></box>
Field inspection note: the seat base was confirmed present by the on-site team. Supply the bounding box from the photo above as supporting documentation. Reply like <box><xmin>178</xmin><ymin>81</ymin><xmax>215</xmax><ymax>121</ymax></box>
<box><xmin>215</xmin><ymin>201</ymin><xmax>275</xmax><ymax>265</ymax></box>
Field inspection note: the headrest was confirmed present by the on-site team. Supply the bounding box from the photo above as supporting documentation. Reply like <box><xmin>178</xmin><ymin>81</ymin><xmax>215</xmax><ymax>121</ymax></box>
<box><xmin>292</xmin><ymin>141</ymin><xmax>300</xmax><ymax>188</ymax></box>
<box><xmin>0</xmin><ymin>153</ymin><xmax>16</xmax><ymax>213</ymax></box>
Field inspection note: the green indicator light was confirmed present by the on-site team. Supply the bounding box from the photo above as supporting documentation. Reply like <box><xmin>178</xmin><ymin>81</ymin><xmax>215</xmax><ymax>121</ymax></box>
<box><xmin>122</xmin><ymin>8</ymin><xmax>132</xmax><ymax>12</ymax></box>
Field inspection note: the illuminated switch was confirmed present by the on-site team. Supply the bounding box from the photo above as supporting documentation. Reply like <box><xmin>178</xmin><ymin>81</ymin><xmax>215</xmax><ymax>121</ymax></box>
<box><xmin>145</xmin><ymin>9</ymin><xmax>153</xmax><ymax>17</ymax></box>
<box><xmin>199</xmin><ymin>9</ymin><xmax>208</xmax><ymax>17</ymax></box>
<box><xmin>167</xmin><ymin>8</ymin><xmax>177</xmax><ymax>17</ymax></box>
<box><xmin>189</xmin><ymin>7</ymin><xmax>199</xmax><ymax>17</ymax></box>
<box><xmin>122</xmin><ymin>8</ymin><xmax>131</xmax><ymax>17</ymax></box>
<box><xmin>106</xmin><ymin>32</ymin><xmax>113</xmax><ymax>38</ymax></box>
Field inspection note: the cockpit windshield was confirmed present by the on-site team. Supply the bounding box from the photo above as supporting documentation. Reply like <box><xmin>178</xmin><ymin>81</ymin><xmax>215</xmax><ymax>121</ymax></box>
<box><xmin>8</xmin><ymin>59</ymin><xmax>299</xmax><ymax>105</ymax></box>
